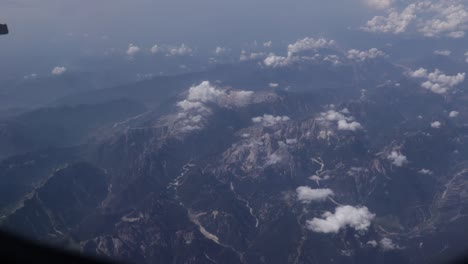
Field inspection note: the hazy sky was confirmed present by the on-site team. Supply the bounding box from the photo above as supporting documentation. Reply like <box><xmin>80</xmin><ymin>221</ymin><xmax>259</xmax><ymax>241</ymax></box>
<box><xmin>1</xmin><ymin>0</ymin><xmax>373</xmax><ymax>51</ymax></box>
<box><xmin>2</xmin><ymin>0</ymin><xmax>467</xmax><ymax>80</ymax></box>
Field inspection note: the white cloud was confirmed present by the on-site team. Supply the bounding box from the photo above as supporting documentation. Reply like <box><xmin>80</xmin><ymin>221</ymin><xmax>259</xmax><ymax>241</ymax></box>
<box><xmin>263</xmin><ymin>54</ymin><xmax>296</xmax><ymax>67</ymax></box>
<box><xmin>419</xmin><ymin>2</ymin><xmax>468</xmax><ymax>38</ymax></box>
<box><xmin>150</xmin><ymin>44</ymin><xmax>161</xmax><ymax>54</ymax></box>
<box><xmin>126</xmin><ymin>43</ymin><xmax>141</xmax><ymax>57</ymax></box>
<box><xmin>51</xmin><ymin>66</ymin><xmax>67</xmax><ymax>75</ymax></box>
<box><xmin>362</xmin><ymin>3</ymin><xmax>418</xmax><ymax>34</ymax></box>
<box><xmin>434</xmin><ymin>50</ymin><xmax>451</xmax><ymax>56</ymax></box>
<box><xmin>338</xmin><ymin>120</ymin><xmax>363</xmax><ymax>131</ymax></box>
<box><xmin>387</xmin><ymin>150</ymin><xmax>408</xmax><ymax>167</ymax></box>
<box><xmin>296</xmin><ymin>186</ymin><xmax>334</xmax><ymax>203</ymax></box>
<box><xmin>409</xmin><ymin>68</ymin><xmax>465</xmax><ymax>94</ymax></box>
<box><xmin>449</xmin><ymin>111</ymin><xmax>459</xmax><ymax>118</ymax></box>
<box><xmin>306</xmin><ymin>205</ymin><xmax>375</xmax><ymax>234</ymax></box>
<box><xmin>262</xmin><ymin>37</ymin><xmax>336</xmax><ymax>68</ymax></box>
<box><xmin>319</xmin><ymin>110</ymin><xmax>347</xmax><ymax>122</ymax></box>
<box><xmin>364</xmin><ymin>0</ymin><xmax>393</xmax><ymax>10</ymax></box>
<box><xmin>410</xmin><ymin>67</ymin><xmax>428</xmax><ymax>78</ymax></box>
<box><xmin>287</xmin><ymin>37</ymin><xmax>335</xmax><ymax>56</ymax></box>
<box><xmin>431</xmin><ymin>121</ymin><xmax>442</xmax><ymax>128</ymax></box>
<box><xmin>363</xmin><ymin>1</ymin><xmax>468</xmax><ymax>38</ymax></box>
<box><xmin>269</xmin><ymin>83</ymin><xmax>279</xmax><ymax>88</ymax></box>
<box><xmin>252</xmin><ymin>114</ymin><xmax>290</xmax><ymax>127</ymax></box>
<box><xmin>168</xmin><ymin>44</ymin><xmax>192</xmax><ymax>56</ymax></box>
<box><xmin>186</xmin><ymin>81</ymin><xmax>254</xmax><ymax>107</ymax></box>
<box><xmin>418</xmin><ymin>168</ymin><xmax>433</xmax><ymax>175</ymax></box>
<box><xmin>317</xmin><ymin>109</ymin><xmax>363</xmax><ymax>132</ymax></box>
<box><xmin>173</xmin><ymin>81</ymin><xmax>255</xmax><ymax>133</ymax></box>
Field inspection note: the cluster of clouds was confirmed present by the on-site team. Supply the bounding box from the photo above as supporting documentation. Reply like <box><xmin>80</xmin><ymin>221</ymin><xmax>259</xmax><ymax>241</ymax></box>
<box><xmin>316</xmin><ymin>109</ymin><xmax>363</xmax><ymax>132</ymax></box>
<box><xmin>296</xmin><ymin>186</ymin><xmax>334</xmax><ymax>203</ymax></box>
<box><xmin>362</xmin><ymin>1</ymin><xmax>468</xmax><ymax>38</ymax></box>
<box><xmin>306</xmin><ymin>205</ymin><xmax>375</xmax><ymax>234</ymax></box>
<box><xmin>387</xmin><ymin>150</ymin><xmax>408</xmax><ymax>167</ymax></box>
<box><xmin>174</xmin><ymin>81</ymin><xmax>254</xmax><ymax>132</ymax></box>
<box><xmin>51</xmin><ymin>66</ymin><xmax>67</xmax><ymax>75</ymax></box>
<box><xmin>252</xmin><ymin>114</ymin><xmax>290</xmax><ymax>127</ymax></box>
<box><xmin>126</xmin><ymin>43</ymin><xmax>193</xmax><ymax>58</ymax></box>
<box><xmin>263</xmin><ymin>37</ymin><xmax>336</xmax><ymax>68</ymax></box>
<box><xmin>409</xmin><ymin>68</ymin><xmax>465</xmax><ymax>94</ymax></box>
<box><xmin>126</xmin><ymin>43</ymin><xmax>141</xmax><ymax>57</ymax></box>
<box><xmin>346</xmin><ymin>48</ymin><xmax>387</xmax><ymax>62</ymax></box>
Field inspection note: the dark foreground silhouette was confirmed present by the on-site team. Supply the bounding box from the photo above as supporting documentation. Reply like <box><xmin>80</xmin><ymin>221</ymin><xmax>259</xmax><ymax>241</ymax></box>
<box><xmin>0</xmin><ymin>24</ymin><xmax>8</xmax><ymax>35</ymax></box>
<box><xmin>0</xmin><ymin>230</ymin><xmax>117</xmax><ymax>264</ymax></box>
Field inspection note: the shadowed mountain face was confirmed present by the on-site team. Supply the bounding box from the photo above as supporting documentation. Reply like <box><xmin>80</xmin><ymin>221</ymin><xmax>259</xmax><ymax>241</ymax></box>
<box><xmin>1</xmin><ymin>51</ymin><xmax>468</xmax><ymax>264</ymax></box>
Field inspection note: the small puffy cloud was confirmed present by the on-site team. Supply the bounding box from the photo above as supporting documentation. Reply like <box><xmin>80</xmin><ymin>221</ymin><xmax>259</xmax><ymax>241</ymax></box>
<box><xmin>269</xmin><ymin>83</ymin><xmax>279</xmax><ymax>88</ymax></box>
<box><xmin>387</xmin><ymin>150</ymin><xmax>408</xmax><ymax>167</ymax></box>
<box><xmin>168</xmin><ymin>44</ymin><xmax>192</xmax><ymax>56</ymax></box>
<box><xmin>410</xmin><ymin>67</ymin><xmax>428</xmax><ymax>78</ymax></box>
<box><xmin>51</xmin><ymin>66</ymin><xmax>67</xmax><ymax>75</ymax></box>
<box><xmin>449</xmin><ymin>111</ymin><xmax>459</xmax><ymax>118</ymax></box>
<box><xmin>409</xmin><ymin>68</ymin><xmax>465</xmax><ymax>94</ymax></box>
<box><xmin>434</xmin><ymin>50</ymin><xmax>451</xmax><ymax>56</ymax></box>
<box><xmin>287</xmin><ymin>37</ymin><xmax>335</xmax><ymax>56</ymax></box>
<box><xmin>319</xmin><ymin>110</ymin><xmax>347</xmax><ymax>122</ymax></box>
<box><xmin>252</xmin><ymin>114</ymin><xmax>290</xmax><ymax>127</ymax></box>
<box><xmin>431</xmin><ymin>121</ymin><xmax>442</xmax><ymax>128</ymax></box>
<box><xmin>418</xmin><ymin>168</ymin><xmax>433</xmax><ymax>175</ymax></box>
<box><xmin>150</xmin><ymin>44</ymin><xmax>161</xmax><ymax>54</ymax></box>
<box><xmin>296</xmin><ymin>186</ymin><xmax>334</xmax><ymax>203</ymax></box>
<box><xmin>338</xmin><ymin>120</ymin><xmax>363</xmax><ymax>131</ymax></box>
<box><xmin>306</xmin><ymin>205</ymin><xmax>375</xmax><ymax>234</ymax></box>
<box><xmin>126</xmin><ymin>43</ymin><xmax>141</xmax><ymax>57</ymax></box>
